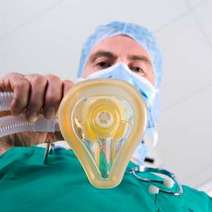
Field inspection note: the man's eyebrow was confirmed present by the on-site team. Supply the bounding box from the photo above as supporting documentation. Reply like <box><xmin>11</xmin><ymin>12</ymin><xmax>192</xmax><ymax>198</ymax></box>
<box><xmin>89</xmin><ymin>51</ymin><xmax>116</xmax><ymax>62</ymax></box>
<box><xmin>128</xmin><ymin>55</ymin><xmax>152</xmax><ymax>65</ymax></box>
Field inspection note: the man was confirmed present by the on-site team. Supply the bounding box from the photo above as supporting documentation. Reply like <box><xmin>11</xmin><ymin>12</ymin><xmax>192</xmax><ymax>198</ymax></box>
<box><xmin>0</xmin><ymin>21</ymin><xmax>211</xmax><ymax>211</ymax></box>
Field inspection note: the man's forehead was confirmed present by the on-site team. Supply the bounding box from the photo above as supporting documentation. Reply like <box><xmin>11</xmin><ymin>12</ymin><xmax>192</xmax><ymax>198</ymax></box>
<box><xmin>87</xmin><ymin>35</ymin><xmax>151</xmax><ymax>61</ymax></box>
<box><xmin>90</xmin><ymin>35</ymin><xmax>146</xmax><ymax>51</ymax></box>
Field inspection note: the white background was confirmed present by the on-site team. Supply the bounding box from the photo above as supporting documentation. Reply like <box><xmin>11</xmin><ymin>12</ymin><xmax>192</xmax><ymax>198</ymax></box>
<box><xmin>0</xmin><ymin>0</ymin><xmax>211</xmax><ymax>194</ymax></box>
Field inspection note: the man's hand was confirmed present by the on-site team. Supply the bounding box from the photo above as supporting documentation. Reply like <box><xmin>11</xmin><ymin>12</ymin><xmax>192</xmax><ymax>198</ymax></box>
<box><xmin>0</xmin><ymin>73</ymin><xmax>74</xmax><ymax>148</ymax></box>
<box><xmin>0</xmin><ymin>73</ymin><xmax>73</xmax><ymax>121</ymax></box>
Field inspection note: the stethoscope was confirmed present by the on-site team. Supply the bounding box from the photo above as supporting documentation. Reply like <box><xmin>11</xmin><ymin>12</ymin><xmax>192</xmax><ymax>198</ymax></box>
<box><xmin>128</xmin><ymin>166</ymin><xmax>184</xmax><ymax>196</ymax></box>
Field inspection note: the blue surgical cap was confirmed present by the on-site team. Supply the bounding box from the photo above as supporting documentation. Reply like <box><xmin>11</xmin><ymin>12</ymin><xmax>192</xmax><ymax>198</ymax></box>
<box><xmin>77</xmin><ymin>21</ymin><xmax>162</xmax><ymax>87</ymax></box>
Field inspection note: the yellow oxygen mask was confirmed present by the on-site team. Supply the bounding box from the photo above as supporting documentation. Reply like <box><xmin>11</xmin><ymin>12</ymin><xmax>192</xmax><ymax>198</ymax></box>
<box><xmin>58</xmin><ymin>79</ymin><xmax>147</xmax><ymax>188</ymax></box>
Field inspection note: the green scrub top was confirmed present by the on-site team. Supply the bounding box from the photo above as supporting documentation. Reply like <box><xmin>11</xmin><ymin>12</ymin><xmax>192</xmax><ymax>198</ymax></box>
<box><xmin>0</xmin><ymin>146</ymin><xmax>211</xmax><ymax>212</ymax></box>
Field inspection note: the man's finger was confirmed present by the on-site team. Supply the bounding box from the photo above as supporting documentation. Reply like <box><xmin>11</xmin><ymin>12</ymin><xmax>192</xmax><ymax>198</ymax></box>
<box><xmin>63</xmin><ymin>80</ymin><xmax>74</xmax><ymax>96</ymax></box>
<box><xmin>0</xmin><ymin>73</ymin><xmax>30</xmax><ymax>115</ymax></box>
<box><xmin>25</xmin><ymin>74</ymin><xmax>47</xmax><ymax>121</ymax></box>
<box><xmin>43</xmin><ymin>75</ymin><xmax>63</xmax><ymax>119</ymax></box>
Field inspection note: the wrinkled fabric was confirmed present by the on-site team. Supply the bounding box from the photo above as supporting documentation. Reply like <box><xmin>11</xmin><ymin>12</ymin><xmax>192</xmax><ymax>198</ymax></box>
<box><xmin>0</xmin><ymin>147</ymin><xmax>211</xmax><ymax>212</ymax></box>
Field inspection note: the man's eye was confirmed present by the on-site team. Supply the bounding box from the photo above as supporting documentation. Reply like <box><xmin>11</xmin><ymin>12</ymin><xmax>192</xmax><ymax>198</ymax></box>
<box><xmin>130</xmin><ymin>66</ymin><xmax>145</xmax><ymax>74</ymax></box>
<box><xmin>96</xmin><ymin>61</ymin><xmax>112</xmax><ymax>69</ymax></box>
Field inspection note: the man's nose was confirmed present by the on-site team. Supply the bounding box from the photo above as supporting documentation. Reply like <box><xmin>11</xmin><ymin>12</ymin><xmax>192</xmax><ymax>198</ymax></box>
<box><xmin>116</xmin><ymin>58</ymin><xmax>129</xmax><ymax>67</ymax></box>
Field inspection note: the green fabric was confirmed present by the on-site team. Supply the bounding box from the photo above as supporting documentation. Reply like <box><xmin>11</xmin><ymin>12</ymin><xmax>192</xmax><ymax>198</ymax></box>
<box><xmin>0</xmin><ymin>147</ymin><xmax>211</xmax><ymax>212</ymax></box>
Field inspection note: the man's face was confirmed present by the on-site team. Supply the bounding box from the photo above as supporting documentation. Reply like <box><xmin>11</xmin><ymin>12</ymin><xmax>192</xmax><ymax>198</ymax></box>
<box><xmin>83</xmin><ymin>35</ymin><xmax>155</xmax><ymax>85</ymax></box>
